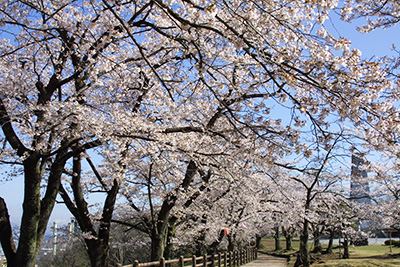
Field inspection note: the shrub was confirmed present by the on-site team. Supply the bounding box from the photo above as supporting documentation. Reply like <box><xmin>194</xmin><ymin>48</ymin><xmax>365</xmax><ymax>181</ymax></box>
<box><xmin>384</xmin><ymin>239</ymin><xmax>400</xmax><ymax>247</ymax></box>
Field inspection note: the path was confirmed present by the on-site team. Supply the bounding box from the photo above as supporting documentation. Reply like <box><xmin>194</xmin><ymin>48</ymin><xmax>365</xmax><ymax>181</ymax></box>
<box><xmin>241</xmin><ymin>253</ymin><xmax>288</xmax><ymax>267</ymax></box>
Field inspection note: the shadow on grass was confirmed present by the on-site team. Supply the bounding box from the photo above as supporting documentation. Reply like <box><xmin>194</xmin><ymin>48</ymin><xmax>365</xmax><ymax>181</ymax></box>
<box><xmin>259</xmin><ymin>250</ymin><xmax>294</xmax><ymax>259</ymax></box>
<box><xmin>350</xmin><ymin>253</ymin><xmax>400</xmax><ymax>259</ymax></box>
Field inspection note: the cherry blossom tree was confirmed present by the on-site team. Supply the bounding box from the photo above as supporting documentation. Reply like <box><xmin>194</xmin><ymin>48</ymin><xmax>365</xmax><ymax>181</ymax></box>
<box><xmin>111</xmin><ymin>151</ymin><xmax>274</xmax><ymax>260</ymax></box>
<box><xmin>0</xmin><ymin>1</ymin><xmax>188</xmax><ymax>265</ymax></box>
<box><xmin>341</xmin><ymin>0</ymin><xmax>400</xmax><ymax>32</ymax></box>
<box><xmin>170</xmin><ymin>170</ymin><xmax>272</xmax><ymax>255</ymax></box>
<box><xmin>340</xmin><ymin>0</ymin><xmax>400</xmax><ymax>156</ymax></box>
<box><xmin>0</xmin><ymin>1</ymin><xmax>398</xmax><ymax>267</ymax></box>
<box><xmin>364</xmin><ymin>158</ymin><xmax>400</xmax><ymax>233</ymax></box>
<box><xmin>58</xmin><ymin>152</ymin><xmax>122</xmax><ymax>267</ymax></box>
<box><xmin>273</xmin><ymin>134</ymin><xmax>347</xmax><ymax>267</ymax></box>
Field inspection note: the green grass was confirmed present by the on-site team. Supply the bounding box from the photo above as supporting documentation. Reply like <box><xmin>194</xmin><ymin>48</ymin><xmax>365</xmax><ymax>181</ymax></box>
<box><xmin>258</xmin><ymin>238</ymin><xmax>400</xmax><ymax>267</ymax></box>
<box><xmin>313</xmin><ymin>258</ymin><xmax>400</xmax><ymax>267</ymax></box>
<box><xmin>313</xmin><ymin>245</ymin><xmax>400</xmax><ymax>267</ymax></box>
<box><xmin>259</xmin><ymin>238</ymin><xmax>301</xmax><ymax>254</ymax></box>
<box><xmin>347</xmin><ymin>244</ymin><xmax>400</xmax><ymax>257</ymax></box>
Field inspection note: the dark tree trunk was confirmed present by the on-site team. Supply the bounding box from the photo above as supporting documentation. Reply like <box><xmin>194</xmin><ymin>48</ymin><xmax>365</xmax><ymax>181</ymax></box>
<box><xmin>255</xmin><ymin>234</ymin><xmax>262</xmax><ymax>250</ymax></box>
<box><xmin>282</xmin><ymin>227</ymin><xmax>293</xmax><ymax>251</ymax></box>
<box><xmin>196</xmin><ymin>244</ymin><xmax>207</xmax><ymax>257</ymax></box>
<box><xmin>0</xmin><ymin>141</ymin><xmax>69</xmax><ymax>267</ymax></box>
<box><xmin>150</xmin><ymin>160</ymin><xmax>198</xmax><ymax>261</ymax></box>
<box><xmin>295</xmin><ymin>219</ymin><xmax>310</xmax><ymax>267</ymax></box>
<box><xmin>150</xmin><ymin>224</ymin><xmax>169</xmax><ymax>261</ymax></box>
<box><xmin>164</xmin><ymin>223</ymin><xmax>176</xmax><ymax>260</ymax></box>
<box><xmin>15</xmin><ymin>154</ymin><xmax>42</xmax><ymax>267</ymax></box>
<box><xmin>0</xmin><ymin>197</ymin><xmax>16</xmax><ymax>266</ymax></box>
<box><xmin>286</xmin><ymin>236</ymin><xmax>293</xmax><ymax>251</ymax></box>
<box><xmin>228</xmin><ymin>235</ymin><xmax>235</xmax><ymax>251</ymax></box>
<box><xmin>86</xmin><ymin>239</ymin><xmax>110</xmax><ymax>267</ymax></box>
<box><xmin>61</xmin><ymin>185</ymin><xmax>117</xmax><ymax>267</ymax></box>
<box><xmin>312</xmin><ymin>228</ymin><xmax>322</xmax><ymax>253</ymax></box>
<box><xmin>326</xmin><ymin>230</ymin><xmax>334</xmax><ymax>254</ymax></box>
<box><xmin>194</xmin><ymin>231</ymin><xmax>207</xmax><ymax>257</ymax></box>
<box><xmin>342</xmin><ymin>237</ymin><xmax>349</xmax><ymax>259</ymax></box>
<box><xmin>91</xmin><ymin>179</ymin><xmax>119</xmax><ymax>267</ymax></box>
<box><xmin>36</xmin><ymin>149</ymin><xmax>69</xmax><ymax>252</ymax></box>
<box><xmin>274</xmin><ymin>226</ymin><xmax>282</xmax><ymax>251</ymax></box>
<box><xmin>208</xmin><ymin>229</ymin><xmax>226</xmax><ymax>254</ymax></box>
<box><xmin>17</xmin><ymin>152</ymin><xmax>67</xmax><ymax>267</ymax></box>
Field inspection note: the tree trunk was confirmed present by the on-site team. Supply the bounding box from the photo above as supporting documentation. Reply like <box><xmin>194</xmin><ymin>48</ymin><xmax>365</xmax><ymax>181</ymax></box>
<box><xmin>342</xmin><ymin>237</ymin><xmax>349</xmax><ymax>259</ymax></box>
<box><xmin>1</xmin><ymin>147</ymin><xmax>68</xmax><ymax>267</ymax></box>
<box><xmin>193</xmin><ymin>230</ymin><xmax>207</xmax><ymax>257</ymax></box>
<box><xmin>196</xmin><ymin>241</ymin><xmax>207</xmax><ymax>257</ymax></box>
<box><xmin>312</xmin><ymin>228</ymin><xmax>322</xmax><ymax>253</ymax></box>
<box><xmin>326</xmin><ymin>230</ymin><xmax>334</xmax><ymax>254</ymax></box>
<box><xmin>295</xmin><ymin>219</ymin><xmax>310</xmax><ymax>267</ymax></box>
<box><xmin>150</xmin><ymin>223</ymin><xmax>169</xmax><ymax>261</ymax></box>
<box><xmin>36</xmin><ymin>149</ymin><xmax>68</xmax><ymax>253</ymax></box>
<box><xmin>15</xmin><ymin>154</ymin><xmax>42</xmax><ymax>267</ymax></box>
<box><xmin>286</xmin><ymin>235</ymin><xmax>293</xmax><ymax>251</ymax></box>
<box><xmin>85</xmin><ymin>239</ymin><xmax>110</xmax><ymax>267</ymax></box>
<box><xmin>0</xmin><ymin>197</ymin><xmax>16</xmax><ymax>266</ymax></box>
<box><xmin>255</xmin><ymin>234</ymin><xmax>262</xmax><ymax>250</ymax></box>
<box><xmin>284</xmin><ymin>232</ymin><xmax>293</xmax><ymax>251</ymax></box>
<box><xmin>151</xmin><ymin>235</ymin><xmax>165</xmax><ymax>261</ymax></box>
<box><xmin>150</xmin><ymin>160</ymin><xmax>198</xmax><ymax>261</ymax></box>
<box><xmin>228</xmin><ymin>234</ymin><xmax>235</xmax><ymax>252</ymax></box>
<box><xmin>282</xmin><ymin>227</ymin><xmax>293</xmax><ymax>251</ymax></box>
<box><xmin>208</xmin><ymin>229</ymin><xmax>226</xmax><ymax>254</ymax></box>
<box><xmin>163</xmin><ymin>223</ymin><xmax>176</xmax><ymax>260</ymax></box>
<box><xmin>274</xmin><ymin>226</ymin><xmax>282</xmax><ymax>251</ymax></box>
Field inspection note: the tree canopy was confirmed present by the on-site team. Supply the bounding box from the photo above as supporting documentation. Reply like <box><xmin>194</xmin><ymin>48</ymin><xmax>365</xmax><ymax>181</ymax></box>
<box><xmin>0</xmin><ymin>0</ymin><xmax>399</xmax><ymax>266</ymax></box>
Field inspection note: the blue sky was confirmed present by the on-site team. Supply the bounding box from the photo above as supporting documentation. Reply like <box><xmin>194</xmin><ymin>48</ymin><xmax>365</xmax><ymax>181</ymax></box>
<box><xmin>327</xmin><ymin>12</ymin><xmax>399</xmax><ymax>59</ymax></box>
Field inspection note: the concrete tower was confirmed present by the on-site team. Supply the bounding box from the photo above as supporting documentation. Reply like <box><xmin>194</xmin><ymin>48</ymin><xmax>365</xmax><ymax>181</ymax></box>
<box><xmin>350</xmin><ymin>154</ymin><xmax>371</xmax><ymax>205</ymax></box>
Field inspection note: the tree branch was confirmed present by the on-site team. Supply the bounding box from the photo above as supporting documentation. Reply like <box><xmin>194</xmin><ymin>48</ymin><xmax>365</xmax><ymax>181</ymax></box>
<box><xmin>0</xmin><ymin>98</ymin><xmax>29</xmax><ymax>156</ymax></box>
<box><xmin>0</xmin><ymin>197</ymin><xmax>16</xmax><ymax>266</ymax></box>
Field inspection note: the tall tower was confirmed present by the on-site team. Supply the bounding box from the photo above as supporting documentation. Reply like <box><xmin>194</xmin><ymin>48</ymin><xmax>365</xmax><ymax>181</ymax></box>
<box><xmin>350</xmin><ymin>154</ymin><xmax>371</xmax><ymax>205</ymax></box>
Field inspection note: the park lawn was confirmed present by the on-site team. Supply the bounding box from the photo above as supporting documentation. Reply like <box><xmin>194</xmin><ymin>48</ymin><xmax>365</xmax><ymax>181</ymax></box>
<box><xmin>312</xmin><ymin>245</ymin><xmax>400</xmax><ymax>267</ymax></box>
<box><xmin>258</xmin><ymin>238</ymin><xmax>300</xmax><ymax>264</ymax></box>
<box><xmin>259</xmin><ymin>238</ymin><xmax>400</xmax><ymax>266</ymax></box>
<box><xmin>259</xmin><ymin>238</ymin><xmax>300</xmax><ymax>254</ymax></box>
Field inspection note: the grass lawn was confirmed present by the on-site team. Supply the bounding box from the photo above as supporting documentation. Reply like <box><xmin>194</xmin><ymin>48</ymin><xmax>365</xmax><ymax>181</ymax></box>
<box><xmin>313</xmin><ymin>245</ymin><xmax>400</xmax><ymax>267</ymax></box>
<box><xmin>258</xmin><ymin>238</ymin><xmax>400</xmax><ymax>267</ymax></box>
<box><xmin>258</xmin><ymin>238</ymin><xmax>299</xmax><ymax>254</ymax></box>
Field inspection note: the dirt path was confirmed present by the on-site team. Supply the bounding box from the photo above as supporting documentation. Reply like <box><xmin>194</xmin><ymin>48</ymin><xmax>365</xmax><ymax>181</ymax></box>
<box><xmin>241</xmin><ymin>253</ymin><xmax>288</xmax><ymax>267</ymax></box>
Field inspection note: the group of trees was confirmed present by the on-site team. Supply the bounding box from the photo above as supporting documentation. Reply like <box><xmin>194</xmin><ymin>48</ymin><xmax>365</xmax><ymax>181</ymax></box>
<box><xmin>0</xmin><ymin>0</ymin><xmax>399</xmax><ymax>267</ymax></box>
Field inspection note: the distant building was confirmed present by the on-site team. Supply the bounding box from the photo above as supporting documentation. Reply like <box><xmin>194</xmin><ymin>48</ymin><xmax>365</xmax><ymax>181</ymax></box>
<box><xmin>350</xmin><ymin>154</ymin><xmax>371</xmax><ymax>205</ymax></box>
<box><xmin>68</xmin><ymin>218</ymin><xmax>79</xmax><ymax>235</ymax></box>
<box><xmin>350</xmin><ymin>154</ymin><xmax>372</xmax><ymax>233</ymax></box>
